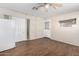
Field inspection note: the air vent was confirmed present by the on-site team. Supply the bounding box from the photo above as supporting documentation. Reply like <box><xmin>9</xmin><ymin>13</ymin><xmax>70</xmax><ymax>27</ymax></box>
<box><xmin>4</xmin><ymin>15</ymin><xmax>12</xmax><ymax>19</ymax></box>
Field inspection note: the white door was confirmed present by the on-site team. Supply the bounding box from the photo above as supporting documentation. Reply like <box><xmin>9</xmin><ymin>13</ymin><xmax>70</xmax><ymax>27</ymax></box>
<box><xmin>0</xmin><ymin>19</ymin><xmax>15</xmax><ymax>52</ymax></box>
<box><xmin>30</xmin><ymin>17</ymin><xmax>44</xmax><ymax>40</ymax></box>
<box><xmin>12</xmin><ymin>17</ymin><xmax>27</xmax><ymax>42</ymax></box>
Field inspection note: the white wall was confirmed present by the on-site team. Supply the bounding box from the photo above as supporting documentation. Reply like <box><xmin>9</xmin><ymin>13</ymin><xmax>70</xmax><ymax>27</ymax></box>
<box><xmin>51</xmin><ymin>11</ymin><xmax>79</xmax><ymax>46</ymax></box>
<box><xmin>0</xmin><ymin>8</ymin><xmax>26</xmax><ymax>19</ymax></box>
<box><xmin>0</xmin><ymin>7</ymin><xmax>45</xmax><ymax>42</ymax></box>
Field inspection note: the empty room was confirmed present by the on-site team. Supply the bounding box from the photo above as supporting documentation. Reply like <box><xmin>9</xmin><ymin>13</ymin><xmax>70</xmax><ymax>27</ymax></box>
<box><xmin>0</xmin><ymin>3</ymin><xmax>79</xmax><ymax>56</ymax></box>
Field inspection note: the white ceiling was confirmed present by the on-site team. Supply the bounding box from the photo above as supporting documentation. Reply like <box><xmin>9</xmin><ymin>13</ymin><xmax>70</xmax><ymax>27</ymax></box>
<box><xmin>0</xmin><ymin>3</ymin><xmax>79</xmax><ymax>18</ymax></box>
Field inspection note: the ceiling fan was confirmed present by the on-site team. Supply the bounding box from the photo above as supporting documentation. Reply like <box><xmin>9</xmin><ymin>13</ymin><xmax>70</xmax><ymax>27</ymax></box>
<box><xmin>32</xmin><ymin>3</ymin><xmax>62</xmax><ymax>10</ymax></box>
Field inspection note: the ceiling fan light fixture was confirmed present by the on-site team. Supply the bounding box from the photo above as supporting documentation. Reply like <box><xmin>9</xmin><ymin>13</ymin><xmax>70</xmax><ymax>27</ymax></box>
<box><xmin>45</xmin><ymin>4</ymin><xmax>49</xmax><ymax>9</ymax></box>
<box><xmin>53</xmin><ymin>6</ymin><xmax>59</xmax><ymax>9</ymax></box>
<box><xmin>32</xmin><ymin>3</ymin><xmax>63</xmax><ymax>11</ymax></box>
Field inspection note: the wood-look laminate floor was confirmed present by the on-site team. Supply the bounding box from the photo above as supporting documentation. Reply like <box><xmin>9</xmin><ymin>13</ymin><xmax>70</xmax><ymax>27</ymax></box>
<box><xmin>0</xmin><ymin>37</ymin><xmax>79</xmax><ymax>56</ymax></box>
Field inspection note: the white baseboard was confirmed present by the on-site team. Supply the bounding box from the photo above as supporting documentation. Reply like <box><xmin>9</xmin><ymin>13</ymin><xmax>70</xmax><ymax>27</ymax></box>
<box><xmin>0</xmin><ymin>43</ymin><xmax>16</xmax><ymax>52</ymax></box>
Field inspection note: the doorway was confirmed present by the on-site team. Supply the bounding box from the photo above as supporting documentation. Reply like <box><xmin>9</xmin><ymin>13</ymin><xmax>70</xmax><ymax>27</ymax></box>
<box><xmin>27</xmin><ymin>19</ymin><xmax>30</xmax><ymax>40</ymax></box>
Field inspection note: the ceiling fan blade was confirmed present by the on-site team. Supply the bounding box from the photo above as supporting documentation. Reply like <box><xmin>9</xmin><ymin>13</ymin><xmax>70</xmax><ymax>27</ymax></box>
<box><xmin>32</xmin><ymin>3</ymin><xmax>63</xmax><ymax>10</ymax></box>
<box><xmin>32</xmin><ymin>3</ymin><xmax>47</xmax><ymax>10</ymax></box>
<box><xmin>50</xmin><ymin>3</ymin><xmax>63</xmax><ymax>9</ymax></box>
<box><xmin>51</xmin><ymin>3</ymin><xmax>62</xmax><ymax>7</ymax></box>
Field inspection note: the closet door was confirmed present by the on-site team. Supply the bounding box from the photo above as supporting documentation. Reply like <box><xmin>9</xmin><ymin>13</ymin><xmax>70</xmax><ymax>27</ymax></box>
<box><xmin>35</xmin><ymin>18</ymin><xmax>44</xmax><ymax>39</ymax></box>
<box><xmin>30</xmin><ymin>17</ymin><xmax>44</xmax><ymax>40</ymax></box>
<box><xmin>12</xmin><ymin>17</ymin><xmax>26</xmax><ymax>42</ymax></box>
<box><xmin>30</xmin><ymin>17</ymin><xmax>37</xmax><ymax>40</ymax></box>
<box><xmin>0</xmin><ymin>19</ymin><xmax>15</xmax><ymax>52</ymax></box>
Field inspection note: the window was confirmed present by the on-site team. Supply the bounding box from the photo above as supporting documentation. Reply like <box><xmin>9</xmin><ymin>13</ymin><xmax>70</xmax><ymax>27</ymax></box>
<box><xmin>45</xmin><ymin>21</ymin><xmax>49</xmax><ymax>30</ymax></box>
<box><xmin>59</xmin><ymin>18</ymin><xmax>76</xmax><ymax>27</ymax></box>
